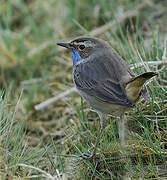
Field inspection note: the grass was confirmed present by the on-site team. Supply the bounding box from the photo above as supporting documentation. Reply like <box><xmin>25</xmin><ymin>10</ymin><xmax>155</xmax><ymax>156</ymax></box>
<box><xmin>0</xmin><ymin>0</ymin><xmax>167</xmax><ymax>179</ymax></box>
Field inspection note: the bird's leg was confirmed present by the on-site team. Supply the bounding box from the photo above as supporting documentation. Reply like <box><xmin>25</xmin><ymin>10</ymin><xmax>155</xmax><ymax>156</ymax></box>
<box><xmin>80</xmin><ymin>112</ymin><xmax>106</xmax><ymax>159</ymax></box>
<box><xmin>91</xmin><ymin>112</ymin><xmax>106</xmax><ymax>157</ymax></box>
<box><xmin>118</xmin><ymin>113</ymin><xmax>126</xmax><ymax>147</ymax></box>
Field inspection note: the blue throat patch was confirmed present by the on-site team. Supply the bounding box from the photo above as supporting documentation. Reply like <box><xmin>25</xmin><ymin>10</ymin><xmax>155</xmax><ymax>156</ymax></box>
<box><xmin>70</xmin><ymin>49</ymin><xmax>81</xmax><ymax>65</ymax></box>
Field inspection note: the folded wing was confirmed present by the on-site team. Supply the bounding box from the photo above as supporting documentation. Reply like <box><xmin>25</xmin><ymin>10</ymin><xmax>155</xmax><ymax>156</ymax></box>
<box><xmin>73</xmin><ymin>56</ymin><xmax>135</xmax><ymax>108</ymax></box>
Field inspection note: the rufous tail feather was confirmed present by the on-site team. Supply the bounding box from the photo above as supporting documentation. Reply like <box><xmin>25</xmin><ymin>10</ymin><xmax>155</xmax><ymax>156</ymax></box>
<box><xmin>125</xmin><ymin>72</ymin><xmax>157</xmax><ymax>103</ymax></box>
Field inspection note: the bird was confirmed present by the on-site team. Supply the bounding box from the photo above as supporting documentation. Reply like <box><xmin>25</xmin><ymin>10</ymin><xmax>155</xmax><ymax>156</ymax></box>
<box><xmin>57</xmin><ymin>37</ymin><xmax>157</xmax><ymax>159</ymax></box>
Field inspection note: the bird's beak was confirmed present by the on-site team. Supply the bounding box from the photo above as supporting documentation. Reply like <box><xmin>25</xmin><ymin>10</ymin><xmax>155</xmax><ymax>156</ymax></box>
<box><xmin>57</xmin><ymin>42</ymin><xmax>70</xmax><ymax>49</ymax></box>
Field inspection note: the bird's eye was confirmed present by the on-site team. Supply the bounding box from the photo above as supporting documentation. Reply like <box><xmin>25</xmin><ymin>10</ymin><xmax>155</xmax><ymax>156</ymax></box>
<box><xmin>79</xmin><ymin>44</ymin><xmax>85</xmax><ymax>50</ymax></box>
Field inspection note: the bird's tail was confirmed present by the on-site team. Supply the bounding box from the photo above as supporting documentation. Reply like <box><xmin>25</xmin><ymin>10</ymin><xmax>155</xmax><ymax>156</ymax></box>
<box><xmin>125</xmin><ymin>72</ymin><xmax>157</xmax><ymax>103</ymax></box>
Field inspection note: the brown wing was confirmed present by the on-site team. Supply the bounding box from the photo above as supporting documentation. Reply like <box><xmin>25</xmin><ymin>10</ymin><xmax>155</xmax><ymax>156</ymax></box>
<box><xmin>73</xmin><ymin>53</ymin><xmax>135</xmax><ymax>108</ymax></box>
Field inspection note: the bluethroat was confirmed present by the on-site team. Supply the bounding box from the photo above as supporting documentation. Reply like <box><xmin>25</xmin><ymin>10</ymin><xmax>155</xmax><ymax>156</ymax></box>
<box><xmin>57</xmin><ymin>37</ymin><xmax>157</xmax><ymax>159</ymax></box>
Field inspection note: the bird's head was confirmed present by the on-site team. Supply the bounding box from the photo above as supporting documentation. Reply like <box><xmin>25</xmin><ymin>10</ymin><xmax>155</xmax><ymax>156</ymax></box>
<box><xmin>57</xmin><ymin>37</ymin><xmax>109</xmax><ymax>65</ymax></box>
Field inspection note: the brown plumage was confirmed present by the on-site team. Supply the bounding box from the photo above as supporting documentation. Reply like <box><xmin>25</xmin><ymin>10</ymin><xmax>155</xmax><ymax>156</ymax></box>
<box><xmin>57</xmin><ymin>37</ymin><xmax>157</xmax><ymax>159</ymax></box>
<box><xmin>125</xmin><ymin>72</ymin><xmax>157</xmax><ymax>103</ymax></box>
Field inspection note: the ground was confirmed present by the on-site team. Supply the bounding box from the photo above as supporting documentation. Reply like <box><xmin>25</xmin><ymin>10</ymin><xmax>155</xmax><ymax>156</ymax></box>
<box><xmin>0</xmin><ymin>0</ymin><xmax>167</xmax><ymax>179</ymax></box>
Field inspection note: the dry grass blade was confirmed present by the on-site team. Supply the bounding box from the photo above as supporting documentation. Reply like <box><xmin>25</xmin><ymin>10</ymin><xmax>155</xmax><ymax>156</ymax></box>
<box><xmin>0</xmin><ymin>35</ymin><xmax>17</xmax><ymax>66</ymax></box>
<box><xmin>162</xmin><ymin>36</ymin><xmax>167</xmax><ymax>60</ymax></box>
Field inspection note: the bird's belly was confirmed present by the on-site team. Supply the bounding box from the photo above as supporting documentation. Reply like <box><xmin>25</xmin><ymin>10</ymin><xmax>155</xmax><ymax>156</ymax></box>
<box><xmin>77</xmin><ymin>89</ymin><xmax>127</xmax><ymax>116</ymax></box>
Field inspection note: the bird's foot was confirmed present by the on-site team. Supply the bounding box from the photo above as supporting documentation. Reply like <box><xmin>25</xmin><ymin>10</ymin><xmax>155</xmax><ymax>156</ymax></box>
<box><xmin>79</xmin><ymin>153</ymin><xmax>95</xmax><ymax>159</ymax></box>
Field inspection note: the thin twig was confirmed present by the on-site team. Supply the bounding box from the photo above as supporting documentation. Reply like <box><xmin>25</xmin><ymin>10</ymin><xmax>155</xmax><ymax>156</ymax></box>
<box><xmin>18</xmin><ymin>163</ymin><xmax>55</xmax><ymax>179</ymax></box>
<box><xmin>20</xmin><ymin>78</ymin><xmax>43</xmax><ymax>85</ymax></box>
<box><xmin>28</xmin><ymin>40</ymin><xmax>53</xmax><ymax>57</ymax></box>
<box><xmin>131</xmin><ymin>60</ymin><xmax>167</xmax><ymax>69</ymax></box>
<box><xmin>90</xmin><ymin>11</ymin><xmax>137</xmax><ymax>36</ymax></box>
<box><xmin>34</xmin><ymin>87</ymin><xmax>77</xmax><ymax>110</ymax></box>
